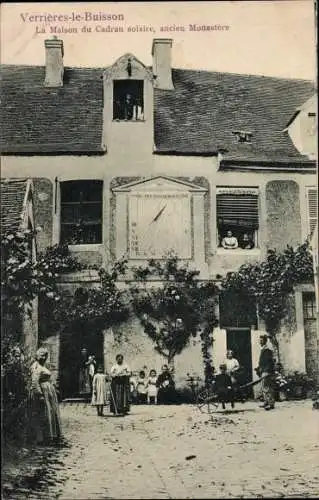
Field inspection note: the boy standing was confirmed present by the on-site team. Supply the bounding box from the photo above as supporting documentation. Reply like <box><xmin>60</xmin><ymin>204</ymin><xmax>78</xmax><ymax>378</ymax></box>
<box><xmin>214</xmin><ymin>364</ymin><xmax>235</xmax><ymax>409</ymax></box>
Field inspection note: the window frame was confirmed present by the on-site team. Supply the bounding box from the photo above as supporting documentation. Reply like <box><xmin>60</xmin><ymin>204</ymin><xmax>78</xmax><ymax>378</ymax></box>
<box><xmin>216</xmin><ymin>187</ymin><xmax>260</xmax><ymax>251</ymax></box>
<box><xmin>59</xmin><ymin>180</ymin><xmax>103</xmax><ymax>246</ymax></box>
<box><xmin>303</xmin><ymin>292</ymin><xmax>316</xmax><ymax>320</ymax></box>
<box><xmin>113</xmin><ymin>79</ymin><xmax>145</xmax><ymax>122</ymax></box>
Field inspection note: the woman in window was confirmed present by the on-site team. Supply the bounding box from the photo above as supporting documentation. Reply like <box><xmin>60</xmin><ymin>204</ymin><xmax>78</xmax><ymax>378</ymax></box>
<box><xmin>221</xmin><ymin>230</ymin><xmax>238</xmax><ymax>249</ymax></box>
<box><xmin>239</xmin><ymin>233</ymin><xmax>255</xmax><ymax>249</ymax></box>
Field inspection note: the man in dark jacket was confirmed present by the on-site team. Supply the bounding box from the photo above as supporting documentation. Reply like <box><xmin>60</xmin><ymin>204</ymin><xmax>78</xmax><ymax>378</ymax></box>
<box><xmin>256</xmin><ymin>334</ymin><xmax>275</xmax><ymax>410</ymax></box>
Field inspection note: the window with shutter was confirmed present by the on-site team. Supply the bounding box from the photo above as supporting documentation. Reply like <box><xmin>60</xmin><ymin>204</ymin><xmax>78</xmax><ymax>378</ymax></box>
<box><xmin>60</xmin><ymin>180</ymin><xmax>103</xmax><ymax>245</ymax></box>
<box><xmin>306</xmin><ymin>187</ymin><xmax>318</xmax><ymax>238</ymax></box>
<box><xmin>216</xmin><ymin>187</ymin><xmax>259</xmax><ymax>249</ymax></box>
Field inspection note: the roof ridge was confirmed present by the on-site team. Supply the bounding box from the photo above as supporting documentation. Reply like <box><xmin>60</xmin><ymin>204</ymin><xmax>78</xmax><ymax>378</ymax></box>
<box><xmin>171</xmin><ymin>67</ymin><xmax>315</xmax><ymax>84</ymax></box>
<box><xmin>1</xmin><ymin>177</ymin><xmax>29</xmax><ymax>182</ymax></box>
<box><xmin>1</xmin><ymin>63</ymin><xmax>314</xmax><ymax>83</ymax></box>
<box><xmin>1</xmin><ymin>64</ymin><xmax>107</xmax><ymax>71</ymax></box>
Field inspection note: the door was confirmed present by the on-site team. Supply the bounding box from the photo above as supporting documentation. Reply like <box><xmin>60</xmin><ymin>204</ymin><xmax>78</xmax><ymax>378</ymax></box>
<box><xmin>226</xmin><ymin>328</ymin><xmax>253</xmax><ymax>396</ymax></box>
<box><xmin>59</xmin><ymin>321</ymin><xmax>104</xmax><ymax>399</ymax></box>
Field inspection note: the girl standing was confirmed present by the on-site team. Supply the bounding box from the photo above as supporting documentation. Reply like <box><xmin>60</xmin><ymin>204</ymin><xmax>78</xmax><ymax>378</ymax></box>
<box><xmin>136</xmin><ymin>370</ymin><xmax>148</xmax><ymax>404</ymax></box>
<box><xmin>147</xmin><ymin>369</ymin><xmax>158</xmax><ymax>404</ymax></box>
<box><xmin>91</xmin><ymin>365</ymin><xmax>107</xmax><ymax>416</ymax></box>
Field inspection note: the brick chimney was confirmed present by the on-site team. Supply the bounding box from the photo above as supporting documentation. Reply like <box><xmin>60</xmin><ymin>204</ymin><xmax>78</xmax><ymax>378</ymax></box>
<box><xmin>44</xmin><ymin>37</ymin><xmax>64</xmax><ymax>87</ymax></box>
<box><xmin>152</xmin><ymin>39</ymin><xmax>174</xmax><ymax>90</ymax></box>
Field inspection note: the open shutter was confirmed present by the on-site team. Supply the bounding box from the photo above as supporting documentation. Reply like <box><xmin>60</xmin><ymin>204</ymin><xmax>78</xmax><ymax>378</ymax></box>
<box><xmin>217</xmin><ymin>193</ymin><xmax>259</xmax><ymax>229</ymax></box>
<box><xmin>307</xmin><ymin>188</ymin><xmax>318</xmax><ymax>237</ymax></box>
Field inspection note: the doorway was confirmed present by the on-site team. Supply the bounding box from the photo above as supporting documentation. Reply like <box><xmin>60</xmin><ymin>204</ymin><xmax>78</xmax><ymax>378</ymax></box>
<box><xmin>59</xmin><ymin>323</ymin><xmax>104</xmax><ymax>399</ymax></box>
<box><xmin>226</xmin><ymin>328</ymin><xmax>253</xmax><ymax>397</ymax></box>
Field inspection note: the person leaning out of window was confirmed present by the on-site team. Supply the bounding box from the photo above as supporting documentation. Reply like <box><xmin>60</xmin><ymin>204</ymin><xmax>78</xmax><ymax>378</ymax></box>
<box><xmin>239</xmin><ymin>233</ymin><xmax>255</xmax><ymax>250</ymax></box>
<box><xmin>221</xmin><ymin>230</ymin><xmax>238</xmax><ymax>249</ymax></box>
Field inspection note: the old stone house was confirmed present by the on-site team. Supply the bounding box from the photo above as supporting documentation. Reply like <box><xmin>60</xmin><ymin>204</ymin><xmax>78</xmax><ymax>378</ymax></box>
<box><xmin>1</xmin><ymin>37</ymin><xmax>317</xmax><ymax>395</ymax></box>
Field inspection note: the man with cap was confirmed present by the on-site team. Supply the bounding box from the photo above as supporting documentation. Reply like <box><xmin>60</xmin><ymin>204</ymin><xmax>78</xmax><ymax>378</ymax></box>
<box><xmin>256</xmin><ymin>334</ymin><xmax>275</xmax><ymax>410</ymax></box>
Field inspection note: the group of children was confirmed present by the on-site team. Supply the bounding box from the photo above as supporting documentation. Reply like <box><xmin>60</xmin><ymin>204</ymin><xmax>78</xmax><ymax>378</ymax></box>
<box><xmin>91</xmin><ymin>361</ymin><xmax>238</xmax><ymax>415</ymax></box>
<box><xmin>90</xmin><ymin>366</ymin><xmax>160</xmax><ymax>416</ymax></box>
<box><xmin>130</xmin><ymin>369</ymin><xmax>159</xmax><ymax>405</ymax></box>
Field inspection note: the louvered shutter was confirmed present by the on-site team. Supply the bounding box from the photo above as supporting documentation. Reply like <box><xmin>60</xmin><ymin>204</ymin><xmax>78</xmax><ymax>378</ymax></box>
<box><xmin>307</xmin><ymin>188</ymin><xmax>318</xmax><ymax>237</ymax></box>
<box><xmin>217</xmin><ymin>194</ymin><xmax>259</xmax><ymax>229</ymax></box>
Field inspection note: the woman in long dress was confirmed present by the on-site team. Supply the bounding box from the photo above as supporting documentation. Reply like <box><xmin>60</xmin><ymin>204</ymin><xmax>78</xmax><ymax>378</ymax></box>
<box><xmin>29</xmin><ymin>347</ymin><xmax>62</xmax><ymax>444</ymax></box>
<box><xmin>156</xmin><ymin>365</ymin><xmax>175</xmax><ymax>404</ymax></box>
<box><xmin>109</xmin><ymin>354</ymin><xmax>131</xmax><ymax>416</ymax></box>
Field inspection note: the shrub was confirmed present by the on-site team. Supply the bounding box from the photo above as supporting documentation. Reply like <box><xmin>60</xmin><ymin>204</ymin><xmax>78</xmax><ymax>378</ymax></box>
<box><xmin>276</xmin><ymin>371</ymin><xmax>316</xmax><ymax>399</ymax></box>
<box><xmin>283</xmin><ymin>371</ymin><xmax>316</xmax><ymax>400</ymax></box>
<box><xmin>131</xmin><ymin>255</ymin><xmax>218</xmax><ymax>375</ymax></box>
<box><xmin>1</xmin><ymin>339</ymin><xmax>32</xmax><ymax>445</ymax></box>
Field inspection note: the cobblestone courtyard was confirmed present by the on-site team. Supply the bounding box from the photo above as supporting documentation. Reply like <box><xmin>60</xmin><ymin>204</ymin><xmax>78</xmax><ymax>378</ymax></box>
<box><xmin>3</xmin><ymin>401</ymin><xmax>319</xmax><ymax>499</ymax></box>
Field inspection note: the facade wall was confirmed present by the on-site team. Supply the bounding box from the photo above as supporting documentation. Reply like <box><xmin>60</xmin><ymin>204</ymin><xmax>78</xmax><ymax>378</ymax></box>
<box><xmin>265</xmin><ymin>180</ymin><xmax>301</xmax><ymax>251</ymax></box>
<box><xmin>1</xmin><ymin>153</ymin><xmax>317</xmax><ymax>386</ymax></box>
<box><xmin>1</xmin><ymin>61</ymin><xmax>317</xmax><ymax>387</ymax></box>
<box><xmin>103</xmin><ymin>321</ymin><xmax>205</xmax><ymax>387</ymax></box>
<box><xmin>2</xmin><ymin>154</ymin><xmax>316</xmax><ymax>272</ymax></box>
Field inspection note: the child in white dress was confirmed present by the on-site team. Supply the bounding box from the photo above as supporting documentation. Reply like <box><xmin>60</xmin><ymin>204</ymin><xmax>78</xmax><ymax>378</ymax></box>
<box><xmin>147</xmin><ymin>369</ymin><xmax>158</xmax><ymax>404</ymax></box>
<box><xmin>91</xmin><ymin>365</ymin><xmax>107</xmax><ymax>416</ymax></box>
<box><xmin>136</xmin><ymin>370</ymin><xmax>148</xmax><ymax>404</ymax></box>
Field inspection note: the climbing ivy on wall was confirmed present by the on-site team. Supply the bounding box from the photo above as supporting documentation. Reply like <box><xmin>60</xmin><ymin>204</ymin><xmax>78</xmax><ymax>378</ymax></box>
<box><xmin>1</xmin><ymin>232</ymin><xmax>82</xmax><ymax>332</ymax></box>
<box><xmin>130</xmin><ymin>255</ymin><xmax>219</xmax><ymax>378</ymax></box>
<box><xmin>39</xmin><ymin>258</ymin><xmax>130</xmax><ymax>339</ymax></box>
<box><xmin>221</xmin><ymin>241</ymin><xmax>314</xmax><ymax>355</ymax></box>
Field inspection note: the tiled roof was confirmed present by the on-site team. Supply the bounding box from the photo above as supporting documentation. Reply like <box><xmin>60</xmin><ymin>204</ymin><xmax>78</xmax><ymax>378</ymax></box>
<box><xmin>0</xmin><ymin>178</ymin><xmax>29</xmax><ymax>234</ymax></box>
<box><xmin>154</xmin><ymin>69</ymin><xmax>315</xmax><ymax>160</ymax></box>
<box><xmin>0</xmin><ymin>66</ymin><xmax>105</xmax><ymax>154</ymax></box>
<box><xmin>0</xmin><ymin>64</ymin><xmax>315</xmax><ymax>160</ymax></box>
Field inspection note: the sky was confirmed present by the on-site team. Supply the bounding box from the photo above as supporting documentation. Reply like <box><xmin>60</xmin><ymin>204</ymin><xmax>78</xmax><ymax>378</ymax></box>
<box><xmin>0</xmin><ymin>1</ymin><xmax>316</xmax><ymax>80</ymax></box>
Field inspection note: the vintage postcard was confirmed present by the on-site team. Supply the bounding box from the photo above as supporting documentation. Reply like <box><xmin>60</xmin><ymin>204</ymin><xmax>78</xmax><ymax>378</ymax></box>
<box><xmin>1</xmin><ymin>1</ymin><xmax>318</xmax><ymax>499</ymax></box>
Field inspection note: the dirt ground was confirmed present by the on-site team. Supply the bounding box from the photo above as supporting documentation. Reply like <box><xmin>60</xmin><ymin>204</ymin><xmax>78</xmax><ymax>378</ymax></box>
<box><xmin>2</xmin><ymin>400</ymin><xmax>319</xmax><ymax>499</ymax></box>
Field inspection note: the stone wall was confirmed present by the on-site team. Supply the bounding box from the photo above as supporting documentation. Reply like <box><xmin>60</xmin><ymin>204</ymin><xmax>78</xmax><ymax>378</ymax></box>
<box><xmin>103</xmin><ymin>318</ymin><xmax>206</xmax><ymax>388</ymax></box>
<box><xmin>278</xmin><ymin>293</ymin><xmax>304</xmax><ymax>372</ymax></box>
<box><xmin>2</xmin><ymin>150</ymin><xmax>316</xmax><ymax>387</ymax></box>
<box><xmin>32</xmin><ymin>178</ymin><xmax>53</xmax><ymax>252</ymax></box>
<box><xmin>266</xmin><ymin>180</ymin><xmax>301</xmax><ymax>251</ymax></box>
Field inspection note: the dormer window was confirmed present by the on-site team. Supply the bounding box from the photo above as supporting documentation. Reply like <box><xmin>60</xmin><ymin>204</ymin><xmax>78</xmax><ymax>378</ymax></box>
<box><xmin>113</xmin><ymin>80</ymin><xmax>144</xmax><ymax>121</ymax></box>
<box><xmin>232</xmin><ymin>130</ymin><xmax>252</xmax><ymax>143</ymax></box>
